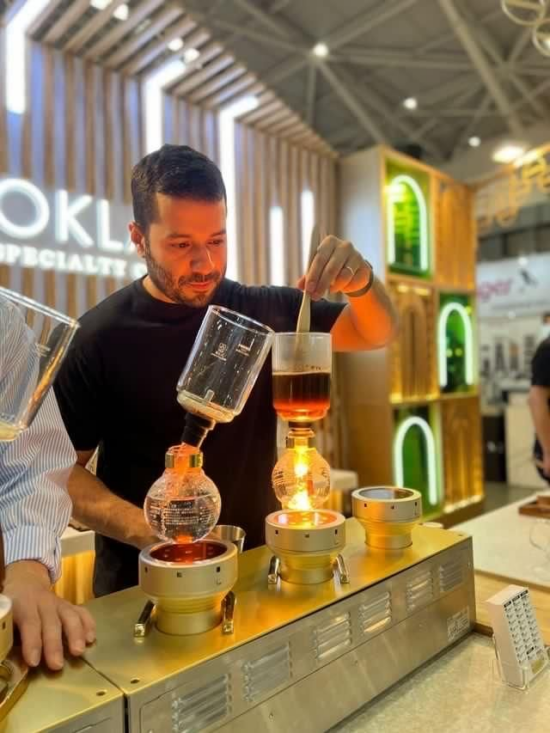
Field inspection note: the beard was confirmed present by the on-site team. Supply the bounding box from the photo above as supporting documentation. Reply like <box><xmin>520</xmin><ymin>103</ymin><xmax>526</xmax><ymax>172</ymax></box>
<box><xmin>143</xmin><ymin>242</ymin><xmax>224</xmax><ymax>307</ymax></box>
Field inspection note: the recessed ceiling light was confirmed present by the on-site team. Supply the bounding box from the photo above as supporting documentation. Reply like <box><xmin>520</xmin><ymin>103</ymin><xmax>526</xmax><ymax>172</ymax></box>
<box><xmin>312</xmin><ymin>42</ymin><xmax>329</xmax><ymax>58</ymax></box>
<box><xmin>90</xmin><ymin>0</ymin><xmax>110</xmax><ymax>9</ymax></box>
<box><xmin>113</xmin><ymin>3</ymin><xmax>129</xmax><ymax>21</ymax></box>
<box><xmin>518</xmin><ymin>256</ymin><xmax>529</xmax><ymax>268</ymax></box>
<box><xmin>183</xmin><ymin>48</ymin><xmax>200</xmax><ymax>63</ymax></box>
<box><xmin>403</xmin><ymin>97</ymin><xmax>418</xmax><ymax>110</ymax></box>
<box><xmin>468</xmin><ymin>136</ymin><xmax>481</xmax><ymax>148</ymax></box>
<box><xmin>168</xmin><ymin>38</ymin><xmax>184</xmax><ymax>52</ymax></box>
<box><xmin>492</xmin><ymin>143</ymin><xmax>527</xmax><ymax>164</ymax></box>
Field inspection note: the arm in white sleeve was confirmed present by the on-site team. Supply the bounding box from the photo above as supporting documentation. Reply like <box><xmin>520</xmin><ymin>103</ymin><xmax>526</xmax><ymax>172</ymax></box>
<box><xmin>0</xmin><ymin>300</ymin><xmax>75</xmax><ymax>582</ymax></box>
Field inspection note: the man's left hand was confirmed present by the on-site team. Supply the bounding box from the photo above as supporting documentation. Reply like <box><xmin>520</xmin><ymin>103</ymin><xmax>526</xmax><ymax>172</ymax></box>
<box><xmin>3</xmin><ymin>560</ymin><xmax>96</xmax><ymax>671</ymax></box>
<box><xmin>297</xmin><ymin>236</ymin><xmax>371</xmax><ymax>301</ymax></box>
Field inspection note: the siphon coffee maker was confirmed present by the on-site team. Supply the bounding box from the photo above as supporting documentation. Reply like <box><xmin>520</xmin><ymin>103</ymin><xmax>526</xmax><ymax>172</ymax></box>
<box><xmin>265</xmin><ymin>332</ymin><xmax>349</xmax><ymax>586</ymax></box>
<box><xmin>139</xmin><ymin>306</ymin><xmax>273</xmax><ymax>636</ymax></box>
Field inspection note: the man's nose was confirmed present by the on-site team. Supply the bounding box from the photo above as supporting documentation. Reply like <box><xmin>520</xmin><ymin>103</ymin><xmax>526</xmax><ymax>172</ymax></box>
<box><xmin>190</xmin><ymin>245</ymin><xmax>214</xmax><ymax>273</ymax></box>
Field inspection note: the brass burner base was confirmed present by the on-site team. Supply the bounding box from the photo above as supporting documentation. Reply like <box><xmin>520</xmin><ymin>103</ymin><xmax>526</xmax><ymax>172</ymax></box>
<box><xmin>0</xmin><ymin>648</ymin><xmax>29</xmax><ymax>725</ymax></box>
<box><xmin>0</xmin><ymin>596</ymin><xmax>12</xmax><ymax>665</ymax></box>
<box><xmin>265</xmin><ymin>510</ymin><xmax>348</xmax><ymax>585</ymax></box>
<box><xmin>268</xmin><ymin>552</ymin><xmax>350</xmax><ymax>585</ymax></box>
<box><xmin>352</xmin><ymin>487</ymin><xmax>422</xmax><ymax>550</ymax></box>
<box><xmin>139</xmin><ymin>539</ymin><xmax>238</xmax><ymax>636</ymax></box>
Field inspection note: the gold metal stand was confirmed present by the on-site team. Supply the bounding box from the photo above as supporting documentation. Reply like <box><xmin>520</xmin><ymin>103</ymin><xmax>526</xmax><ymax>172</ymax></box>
<box><xmin>265</xmin><ymin>509</ymin><xmax>348</xmax><ymax>584</ymax></box>
<box><xmin>0</xmin><ymin>650</ymin><xmax>28</xmax><ymax>728</ymax></box>
<box><xmin>352</xmin><ymin>487</ymin><xmax>422</xmax><ymax>549</ymax></box>
<box><xmin>139</xmin><ymin>539</ymin><xmax>238</xmax><ymax>635</ymax></box>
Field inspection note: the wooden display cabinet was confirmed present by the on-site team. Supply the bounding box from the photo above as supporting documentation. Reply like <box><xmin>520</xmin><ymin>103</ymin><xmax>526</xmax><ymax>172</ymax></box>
<box><xmin>339</xmin><ymin>145</ymin><xmax>483</xmax><ymax>522</ymax></box>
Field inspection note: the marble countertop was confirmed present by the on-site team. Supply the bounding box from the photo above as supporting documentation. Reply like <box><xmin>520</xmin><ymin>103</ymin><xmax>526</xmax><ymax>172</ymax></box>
<box><xmin>333</xmin><ymin>634</ymin><xmax>550</xmax><ymax>733</ymax></box>
<box><xmin>454</xmin><ymin>490</ymin><xmax>550</xmax><ymax>588</ymax></box>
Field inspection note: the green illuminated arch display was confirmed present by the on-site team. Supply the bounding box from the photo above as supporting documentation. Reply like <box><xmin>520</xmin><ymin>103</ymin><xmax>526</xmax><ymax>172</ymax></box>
<box><xmin>386</xmin><ymin>162</ymin><xmax>431</xmax><ymax>276</ymax></box>
<box><xmin>438</xmin><ymin>295</ymin><xmax>475</xmax><ymax>393</ymax></box>
<box><xmin>393</xmin><ymin>409</ymin><xmax>441</xmax><ymax>512</ymax></box>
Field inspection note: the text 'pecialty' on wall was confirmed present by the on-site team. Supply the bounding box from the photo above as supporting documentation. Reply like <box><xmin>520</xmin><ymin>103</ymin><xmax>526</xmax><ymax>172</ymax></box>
<box><xmin>0</xmin><ymin>177</ymin><xmax>147</xmax><ymax>280</ymax></box>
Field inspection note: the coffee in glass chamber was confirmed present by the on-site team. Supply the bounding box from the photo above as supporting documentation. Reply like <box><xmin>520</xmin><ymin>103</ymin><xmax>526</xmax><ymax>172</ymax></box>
<box><xmin>272</xmin><ymin>370</ymin><xmax>331</xmax><ymax>421</ymax></box>
<box><xmin>271</xmin><ymin>332</ymin><xmax>332</xmax><ymax>423</ymax></box>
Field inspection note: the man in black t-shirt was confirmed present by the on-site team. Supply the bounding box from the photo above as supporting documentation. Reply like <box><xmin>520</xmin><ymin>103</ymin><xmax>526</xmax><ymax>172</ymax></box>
<box><xmin>529</xmin><ymin>317</ymin><xmax>550</xmax><ymax>484</ymax></box>
<box><xmin>54</xmin><ymin>144</ymin><xmax>397</xmax><ymax>597</ymax></box>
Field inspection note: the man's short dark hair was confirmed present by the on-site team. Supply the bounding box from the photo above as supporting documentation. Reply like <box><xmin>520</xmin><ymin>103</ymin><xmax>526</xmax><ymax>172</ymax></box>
<box><xmin>131</xmin><ymin>144</ymin><xmax>226</xmax><ymax>232</ymax></box>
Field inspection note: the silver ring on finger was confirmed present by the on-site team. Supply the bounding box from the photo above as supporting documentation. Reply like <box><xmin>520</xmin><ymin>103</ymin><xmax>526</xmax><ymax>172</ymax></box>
<box><xmin>343</xmin><ymin>264</ymin><xmax>355</xmax><ymax>278</ymax></box>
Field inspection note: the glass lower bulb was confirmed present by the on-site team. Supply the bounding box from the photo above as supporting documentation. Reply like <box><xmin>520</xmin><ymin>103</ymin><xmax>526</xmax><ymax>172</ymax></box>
<box><xmin>144</xmin><ymin>445</ymin><xmax>221</xmax><ymax>543</ymax></box>
<box><xmin>272</xmin><ymin>445</ymin><xmax>331</xmax><ymax>510</ymax></box>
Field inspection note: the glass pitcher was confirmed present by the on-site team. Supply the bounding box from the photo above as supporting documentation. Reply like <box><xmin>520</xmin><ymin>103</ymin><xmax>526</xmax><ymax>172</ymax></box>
<box><xmin>0</xmin><ymin>287</ymin><xmax>79</xmax><ymax>442</ymax></box>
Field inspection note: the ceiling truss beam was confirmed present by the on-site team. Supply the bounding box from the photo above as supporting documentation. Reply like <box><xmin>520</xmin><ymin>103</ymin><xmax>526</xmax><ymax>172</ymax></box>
<box><xmin>438</xmin><ymin>0</ymin><xmax>525</xmax><ymax>139</ymax></box>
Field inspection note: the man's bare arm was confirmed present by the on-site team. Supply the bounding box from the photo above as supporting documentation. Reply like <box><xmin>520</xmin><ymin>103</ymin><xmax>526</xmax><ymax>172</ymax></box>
<box><xmin>68</xmin><ymin>450</ymin><xmax>156</xmax><ymax>549</ymax></box>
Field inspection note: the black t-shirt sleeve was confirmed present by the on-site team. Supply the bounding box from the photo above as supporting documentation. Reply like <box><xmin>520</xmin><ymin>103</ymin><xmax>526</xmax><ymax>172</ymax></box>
<box><xmin>531</xmin><ymin>341</ymin><xmax>550</xmax><ymax>388</ymax></box>
<box><xmin>53</xmin><ymin>330</ymin><xmax>105</xmax><ymax>451</ymax></box>
<box><xmin>250</xmin><ymin>285</ymin><xmax>345</xmax><ymax>333</ymax></box>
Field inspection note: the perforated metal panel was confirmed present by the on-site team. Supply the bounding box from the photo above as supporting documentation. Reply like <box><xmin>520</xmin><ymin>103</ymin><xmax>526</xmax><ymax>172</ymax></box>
<box><xmin>243</xmin><ymin>643</ymin><xmax>291</xmax><ymax>703</ymax></box>
<box><xmin>313</xmin><ymin>612</ymin><xmax>353</xmax><ymax>662</ymax></box>
<box><xmin>439</xmin><ymin>556</ymin><xmax>464</xmax><ymax>594</ymax></box>
<box><xmin>142</xmin><ymin>675</ymin><xmax>231</xmax><ymax>733</ymax></box>
<box><xmin>406</xmin><ymin>568</ymin><xmax>434</xmax><ymax>612</ymax></box>
<box><xmin>360</xmin><ymin>590</ymin><xmax>392</xmax><ymax>637</ymax></box>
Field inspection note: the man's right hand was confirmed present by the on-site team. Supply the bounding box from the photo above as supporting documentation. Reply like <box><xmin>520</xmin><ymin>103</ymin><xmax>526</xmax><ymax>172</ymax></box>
<box><xmin>3</xmin><ymin>560</ymin><xmax>96</xmax><ymax>671</ymax></box>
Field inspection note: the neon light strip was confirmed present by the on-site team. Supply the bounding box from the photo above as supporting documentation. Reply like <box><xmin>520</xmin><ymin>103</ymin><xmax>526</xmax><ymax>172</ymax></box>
<box><xmin>144</xmin><ymin>59</ymin><xmax>186</xmax><ymax>154</ymax></box>
<box><xmin>300</xmin><ymin>189</ymin><xmax>314</xmax><ymax>273</ymax></box>
<box><xmin>386</xmin><ymin>174</ymin><xmax>429</xmax><ymax>271</ymax></box>
<box><xmin>394</xmin><ymin>416</ymin><xmax>438</xmax><ymax>507</ymax></box>
<box><xmin>219</xmin><ymin>96</ymin><xmax>258</xmax><ymax>281</ymax></box>
<box><xmin>269</xmin><ymin>206</ymin><xmax>285</xmax><ymax>286</ymax></box>
<box><xmin>6</xmin><ymin>0</ymin><xmax>52</xmax><ymax>114</ymax></box>
<box><xmin>438</xmin><ymin>302</ymin><xmax>474</xmax><ymax>388</ymax></box>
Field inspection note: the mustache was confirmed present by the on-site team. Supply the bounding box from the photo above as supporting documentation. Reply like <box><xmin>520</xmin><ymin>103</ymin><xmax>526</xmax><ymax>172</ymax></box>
<box><xmin>179</xmin><ymin>272</ymin><xmax>221</xmax><ymax>286</ymax></box>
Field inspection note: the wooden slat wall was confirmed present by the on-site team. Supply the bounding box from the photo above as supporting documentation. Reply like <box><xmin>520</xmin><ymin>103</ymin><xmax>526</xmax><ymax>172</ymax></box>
<box><xmin>233</xmin><ymin>123</ymin><xmax>337</xmax><ymax>288</ymax></box>
<box><xmin>0</xmin><ymin>30</ymin><xmax>337</xmax><ymax>316</ymax></box>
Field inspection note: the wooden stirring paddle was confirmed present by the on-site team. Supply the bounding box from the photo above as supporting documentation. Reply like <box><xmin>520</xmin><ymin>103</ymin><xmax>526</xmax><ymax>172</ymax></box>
<box><xmin>296</xmin><ymin>224</ymin><xmax>321</xmax><ymax>333</ymax></box>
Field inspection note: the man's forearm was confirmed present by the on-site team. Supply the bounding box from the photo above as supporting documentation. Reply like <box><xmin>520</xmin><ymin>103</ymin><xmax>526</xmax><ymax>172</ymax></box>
<box><xmin>529</xmin><ymin>392</ymin><xmax>550</xmax><ymax>455</ymax></box>
<box><xmin>348</xmin><ymin>276</ymin><xmax>398</xmax><ymax>348</ymax></box>
<box><xmin>68</xmin><ymin>465</ymin><xmax>155</xmax><ymax>549</ymax></box>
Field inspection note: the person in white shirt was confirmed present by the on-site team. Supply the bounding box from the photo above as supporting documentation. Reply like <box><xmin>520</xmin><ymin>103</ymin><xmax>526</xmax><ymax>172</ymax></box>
<box><xmin>0</xmin><ymin>295</ymin><xmax>95</xmax><ymax>670</ymax></box>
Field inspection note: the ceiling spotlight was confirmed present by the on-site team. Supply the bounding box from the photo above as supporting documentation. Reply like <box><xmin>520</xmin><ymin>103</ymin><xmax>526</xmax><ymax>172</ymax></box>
<box><xmin>468</xmin><ymin>136</ymin><xmax>481</xmax><ymax>148</ymax></box>
<box><xmin>403</xmin><ymin>97</ymin><xmax>418</xmax><ymax>110</ymax></box>
<box><xmin>168</xmin><ymin>38</ymin><xmax>184</xmax><ymax>52</ymax></box>
<box><xmin>312</xmin><ymin>42</ymin><xmax>329</xmax><ymax>58</ymax></box>
<box><xmin>113</xmin><ymin>3</ymin><xmax>129</xmax><ymax>21</ymax></box>
<box><xmin>492</xmin><ymin>142</ymin><xmax>527</xmax><ymax>164</ymax></box>
<box><xmin>90</xmin><ymin>0</ymin><xmax>110</xmax><ymax>8</ymax></box>
<box><xmin>183</xmin><ymin>48</ymin><xmax>200</xmax><ymax>63</ymax></box>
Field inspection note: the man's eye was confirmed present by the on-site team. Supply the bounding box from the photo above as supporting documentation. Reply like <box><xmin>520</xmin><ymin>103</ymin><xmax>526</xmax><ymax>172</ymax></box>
<box><xmin>172</xmin><ymin>242</ymin><xmax>190</xmax><ymax>249</ymax></box>
<box><xmin>209</xmin><ymin>239</ymin><xmax>224</xmax><ymax>246</ymax></box>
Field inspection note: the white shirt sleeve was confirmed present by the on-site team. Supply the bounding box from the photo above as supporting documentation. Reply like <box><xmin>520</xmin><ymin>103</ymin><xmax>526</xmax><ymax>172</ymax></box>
<box><xmin>0</xmin><ymin>299</ymin><xmax>75</xmax><ymax>582</ymax></box>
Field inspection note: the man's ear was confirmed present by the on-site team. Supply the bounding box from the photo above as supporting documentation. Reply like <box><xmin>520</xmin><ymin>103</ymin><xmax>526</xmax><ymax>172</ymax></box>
<box><xmin>129</xmin><ymin>222</ymin><xmax>146</xmax><ymax>258</ymax></box>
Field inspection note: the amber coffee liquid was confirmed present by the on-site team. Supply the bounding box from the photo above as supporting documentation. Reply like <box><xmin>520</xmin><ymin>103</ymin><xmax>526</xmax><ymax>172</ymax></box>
<box><xmin>272</xmin><ymin>371</ymin><xmax>331</xmax><ymax>421</ymax></box>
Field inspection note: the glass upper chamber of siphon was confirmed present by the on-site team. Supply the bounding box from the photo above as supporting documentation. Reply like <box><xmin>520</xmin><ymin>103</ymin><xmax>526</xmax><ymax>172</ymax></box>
<box><xmin>271</xmin><ymin>332</ymin><xmax>333</xmax><ymax>512</ymax></box>
<box><xmin>144</xmin><ymin>306</ymin><xmax>274</xmax><ymax>547</ymax></box>
<box><xmin>177</xmin><ymin>305</ymin><xmax>274</xmax><ymax>425</ymax></box>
